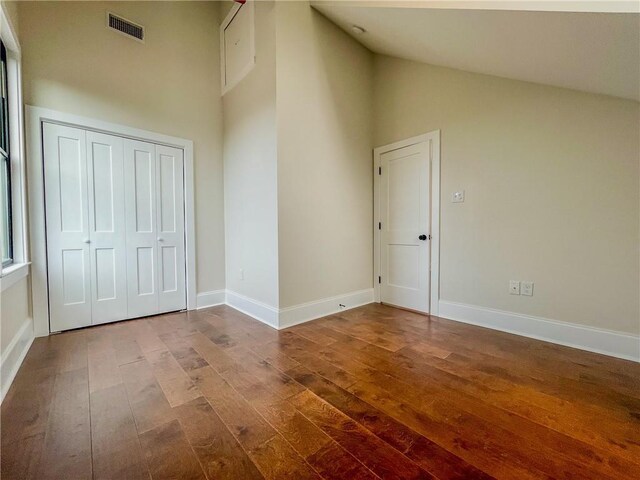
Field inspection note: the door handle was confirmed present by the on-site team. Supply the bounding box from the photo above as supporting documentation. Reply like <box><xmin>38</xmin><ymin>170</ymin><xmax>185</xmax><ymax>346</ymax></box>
<box><xmin>418</xmin><ymin>234</ymin><xmax>428</xmax><ymax>241</ymax></box>
<box><xmin>83</xmin><ymin>238</ymin><xmax>91</xmax><ymax>244</ymax></box>
<box><xmin>157</xmin><ymin>237</ymin><xmax>164</xmax><ymax>242</ymax></box>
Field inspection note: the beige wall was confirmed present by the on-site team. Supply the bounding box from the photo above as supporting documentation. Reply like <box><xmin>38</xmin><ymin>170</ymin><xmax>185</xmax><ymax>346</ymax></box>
<box><xmin>223</xmin><ymin>1</ymin><xmax>373</xmax><ymax>310</ymax></box>
<box><xmin>17</xmin><ymin>1</ymin><xmax>225</xmax><ymax>295</ymax></box>
<box><xmin>218</xmin><ymin>0</ymin><xmax>235</xmax><ymax>20</ymax></box>
<box><xmin>276</xmin><ymin>2</ymin><xmax>374</xmax><ymax>308</ymax></box>
<box><xmin>2</xmin><ymin>0</ymin><xmax>17</xmax><ymax>35</ymax></box>
<box><xmin>1</xmin><ymin>277</ymin><xmax>30</xmax><ymax>353</ymax></box>
<box><xmin>223</xmin><ymin>0</ymin><xmax>279</xmax><ymax>307</ymax></box>
<box><xmin>374</xmin><ymin>55</ymin><xmax>640</xmax><ymax>334</ymax></box>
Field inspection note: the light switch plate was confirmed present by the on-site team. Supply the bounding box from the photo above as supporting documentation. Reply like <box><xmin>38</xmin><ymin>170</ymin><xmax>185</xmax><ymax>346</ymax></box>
<box><xmin>521</xmin><ymin>281</ymin><xmax>534</xmax><ymax>296</ymax></box>
<box><xmin>509</xmin><ymin>280</ymin><xmax>520</xmax><ymax>295</ymax></box>
<box><xmin>452</xmin><ymin>190</ymin><xmax>465</xmax><ymax>203</ymax></box>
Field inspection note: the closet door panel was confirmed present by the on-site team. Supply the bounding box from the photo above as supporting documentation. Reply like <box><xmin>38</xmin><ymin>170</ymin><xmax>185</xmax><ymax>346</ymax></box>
<box><xmin>124</xmin><ymin>139</ymin><xmax>159</xmax><ymax>318</ymax></box>
<box><xmin>134</xmin><ymin>153</ymin><xmax>154</xmax><ymax>233</ymax></box>
<box><xmin>43</xmin><ymin>123</ymin><xmax>92</xmax><ymax>332</ymax></box>
<box><xmin>86</xmin><ymin>131</ymin><xmax>128</xmax><ymax>325</ymax></box>
<box><xmin>156</xmin><ymin>145</ymin><xmax>186</xmax><ymax>313</ymax></box>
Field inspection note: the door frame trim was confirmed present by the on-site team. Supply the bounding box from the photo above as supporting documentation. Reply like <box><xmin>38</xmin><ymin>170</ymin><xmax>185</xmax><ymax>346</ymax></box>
<box><xmin>26</xmin><ymin>105</ymin><xmax>197</xmax><ymax>336</ymax></box>
<box><xmin>373</xmin><ymin>130</ymin><xmax>440</xmax><ymax>316</ymax></box>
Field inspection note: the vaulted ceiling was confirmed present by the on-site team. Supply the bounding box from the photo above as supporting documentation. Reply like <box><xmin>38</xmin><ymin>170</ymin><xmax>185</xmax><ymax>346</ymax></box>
<box><xmin>312</xmin><ymin>2</ymin><xmax>640</xmax><ymax>100</ymax></box>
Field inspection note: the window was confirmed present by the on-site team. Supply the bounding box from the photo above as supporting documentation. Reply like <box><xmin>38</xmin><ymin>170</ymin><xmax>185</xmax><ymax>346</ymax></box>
<box><xmin>0</xmin><ymin>39</ymin><xmax>12</xmax><ymax>267</ymax></box>
<box><xmin>0</xmin><ymin>7</ymin><xmax>28</xmax><ymax>289</ymax></box>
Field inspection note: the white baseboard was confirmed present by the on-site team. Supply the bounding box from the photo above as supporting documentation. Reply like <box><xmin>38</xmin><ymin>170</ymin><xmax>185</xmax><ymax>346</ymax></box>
<box><xmin>279</xmin><ymin>288</ymin><xmax>374</xmax><ymax>329</ymax></box>
<box><xmin>225</xmin><ymin>290</ymin><xmax>279</xmax><ymax>329</ymax></box>
<box><xmin>1</xmin><ymin>317</ymin><xmax>35</xmax><ymax>403</ymax></box>
<box><xmin>196</xmin><ymin>290</ymin><xmax>226</xmax><ymax>309</ymax></box>
<box><xmin>438</xmin><ymin>300</ymin><xmax>640</xmax><ymax>362</ymax></box>
<box><xmin>198</xmin><ymin>288</ymin><xmax>375</xmax><ymax>330</ymax></box>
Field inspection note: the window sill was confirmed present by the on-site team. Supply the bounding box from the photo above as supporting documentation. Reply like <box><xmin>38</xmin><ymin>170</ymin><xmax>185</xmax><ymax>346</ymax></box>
<box><xmin>0</xmin><ymin>262</ymin><xmax>30</xmax><ymax>292</ymax></box>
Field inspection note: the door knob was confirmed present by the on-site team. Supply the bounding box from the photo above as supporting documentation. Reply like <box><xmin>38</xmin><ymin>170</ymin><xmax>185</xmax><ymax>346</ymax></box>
<box><xmin>418</xmin><ymin>234</ymin><xmax>428</xmax><ymax>241</ymax></box>
<box><xmin>83</xmin><ymin>238</ymin><xmax>91</xmax><ymax>244</ymax></box>
<box><xmin>157</xmin><ymin>237</ymin><xmax>164</xmax><ymax>242</ymax></box>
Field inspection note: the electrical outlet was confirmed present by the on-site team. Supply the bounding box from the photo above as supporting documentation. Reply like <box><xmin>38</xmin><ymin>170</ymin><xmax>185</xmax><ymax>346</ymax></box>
<box><xmin>452</xmin><ymin>190</ymin><xmax>465</xmax><ymax>203</ymax></box>
<box><xmin>509</xmin><ymin>280</ymin><xmax>520</xmax><ymax>295</ymax></box>
<box><xmin>521</xmin><ymin>281</ymin><xmax>534</xmax><ymax>296</ymax></box>
<box><xmin>239</xmin><ymin>269</ymin><xmax>244</xmax><ymax>280</ymax></box>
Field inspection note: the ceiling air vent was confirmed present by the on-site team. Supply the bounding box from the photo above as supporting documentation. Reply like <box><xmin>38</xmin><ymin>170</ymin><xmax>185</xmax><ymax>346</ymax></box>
<box><xmin>107</xmin><ymin>12</ymin><xmax>144</xmax><ymax>42</ymax></box>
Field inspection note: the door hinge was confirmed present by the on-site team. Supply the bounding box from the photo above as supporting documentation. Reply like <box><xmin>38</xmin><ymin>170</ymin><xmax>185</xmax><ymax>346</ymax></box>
<box><xmin>378</xmin><ymin>166</ymin><xmax>381</xmax><ymax>175</ymax></box>
<box><xmin>378</xmin><ymin>276</ymin><xmax>381</xmax><ymax>284</ymax></box>
<box><xmin>378</xmin><ymin>222</ymin><xmax>381</xmax><ymax>230</ymax></box>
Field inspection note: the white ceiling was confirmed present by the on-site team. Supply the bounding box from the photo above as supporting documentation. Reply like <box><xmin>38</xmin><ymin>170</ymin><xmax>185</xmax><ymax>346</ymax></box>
<box><xmin>311</xmin><ymin>3</ymin><xmax>640</xmax><ymax>100</ymax></box>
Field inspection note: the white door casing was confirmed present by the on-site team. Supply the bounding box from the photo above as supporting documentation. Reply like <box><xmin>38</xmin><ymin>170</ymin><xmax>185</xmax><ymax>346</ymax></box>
<box><xmin>379</xmin><ymin>142</ymin><xmax>430</xmax><ymax>313</ymax></box>
<box><xmin>374</xmin><ymin>131</ymin><xmax>440</xmax><ymax>315</ymax></box>
<box><xmin>156</xmin><ymin>145</ymin><xmax>186</xmax><ymax>313</ymax></box>
<box><xmin>86</xmin><ymin>131</ymin><xmax>128</xmax><ymax>325</ymax></box>
<box><xmin>43</xmin><ymin>123</ymin><xmax>92</xmax><ymax>331</ymax></box>
<box><xmin>124</xmin><ymin>139</ymin><xmax>159</xmax><ymax>318</ymax></box>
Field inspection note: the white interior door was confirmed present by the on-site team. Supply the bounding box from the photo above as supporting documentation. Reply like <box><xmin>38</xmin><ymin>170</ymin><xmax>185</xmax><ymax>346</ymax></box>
<box><xmin>156</xmin><ymin>145</ymin><xmax>186</xmax><ymax>313</ymax></box>
<box><xmin>43</xmin><ymin>123</ymin><xmax>92</xmax><ymax>331</ymax></box>
<box><xmin>379</xmin><ymin>142</ymin><xmax>431</xmax><ymax>313</ymax></box>
<box><xmin>124</xmin><ymin>139</ymin><xmax>159</xmax><ymax>318</ymax></box>
<box><xmin>86</xmin><ymin>131</ymin><xmax>128</xmax><ymax>325</ymax></box>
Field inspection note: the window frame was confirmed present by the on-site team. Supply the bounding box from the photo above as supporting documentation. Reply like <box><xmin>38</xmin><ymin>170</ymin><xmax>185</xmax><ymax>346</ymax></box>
<box><xmin>1</xmin><ymin>38</ymin><xmax>14</xmax><ymax>268</ymax></box>
<box><xmin>0</xmin><ymin>3</ymin><xmax>29</xmax><ymax>291</ymax></box>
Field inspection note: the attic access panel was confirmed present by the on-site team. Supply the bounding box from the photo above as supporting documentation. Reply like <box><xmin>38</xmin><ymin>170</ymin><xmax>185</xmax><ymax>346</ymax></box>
<box><xmin>221</xmin><ymin>1</ymin><xmax>255</xmax><ymax>94</ymax></box>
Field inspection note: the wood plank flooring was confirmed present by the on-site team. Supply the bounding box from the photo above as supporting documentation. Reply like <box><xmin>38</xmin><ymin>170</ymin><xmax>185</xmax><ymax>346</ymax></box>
<box><xmin>2</xmin><ymin>303</ymin><xmax>639</xmax><ymax>479</ymax></box>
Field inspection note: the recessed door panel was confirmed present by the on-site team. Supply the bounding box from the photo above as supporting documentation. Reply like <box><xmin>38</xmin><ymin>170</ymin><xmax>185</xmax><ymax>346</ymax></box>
<box><xmin>91</xmin><ymin>143</ymin><xmax>115</xmax><ymax>232</ymax></box>
<box><xmin>136</xmin><ymin>247</ymin><xmax>155</xmax><ymax>295</ymax></box>
<box><xmin>87</xmin><ymin>132</ymin><xmax>128</xmax><ymax>325</ymax></box>
<box><xmin>388</xmin><ymin>154</ymin><xmax>421</xmax><ymax>232</ymax></box>
<box><xmin>58</xmin><ymin>136</ymin><xmax>85</xmax><ymax>233</ymax></box>
<box><xmin>387</xmin><ymin>245</ymin><xmax>420</xmax><ymax>289</ymax></box>
<box><xmin>380</xmin><ymin>142</ymin><xmax>430</xmax><ymax>313</ymax></box>
<box><xmin>61</xmin><ymin>249</ymin><xmax>87</xmax><ymax>305</ymax></box>
<box><xmin>95</xmin><ymin>248</ymin><xmax>116</xmax><ymax>301</ymax></box>
<box><xmin>44</xmin><ymin>123</ymin><xmax>92</xmax><ymax>331</ymax></box>
<box><xmin>160</xmin><ymin>246</ymin><xmax>177</xmax><ymax>293</ymax></box>
<box><xmin>159</xmin><ymin>154</ymin><xmax>176</xmax><ymax>233</ymax></box>
<box><xmin>134</xmin><ymin>150</ymin><xmax>154</xmax><ymax>233</ymax></box>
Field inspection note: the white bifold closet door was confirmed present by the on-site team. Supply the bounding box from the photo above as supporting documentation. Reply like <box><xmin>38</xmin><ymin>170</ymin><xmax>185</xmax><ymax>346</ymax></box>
<box><xmin>86</xmin><ymin>131</ymin><xmax>128</xmax><ymax>325</ymax></box>
<box><xmin>43</xmin><ymin>123</ymin><xmax>93</xmax><ymax>331</ymax></box>
<box><xmin>124</xmin><ymin>139</ymin><xmax>186</xmax><ymax>318</ymax></box>
<box><xmin>155</xmin><ymin>145</ymin><xmax>186</xmax><ymax>313</ymax></box>
<box><xmin>44</xmin><ymin>123</ymin><xmax>186</xmax><ymax>332</ymax></box>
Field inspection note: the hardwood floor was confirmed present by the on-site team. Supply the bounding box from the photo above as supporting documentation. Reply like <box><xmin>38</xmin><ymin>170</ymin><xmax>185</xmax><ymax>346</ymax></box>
<box><xmin>2</xmin><ymin>303</ymin><xmax>639</xmax><ymax>479</ymax></box>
